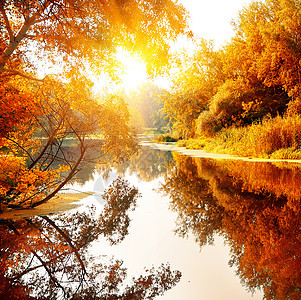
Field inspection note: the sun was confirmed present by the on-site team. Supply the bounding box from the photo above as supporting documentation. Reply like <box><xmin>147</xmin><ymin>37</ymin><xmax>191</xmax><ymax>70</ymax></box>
<box><xmin>91</xmin><ymin>48</ymin><xmax>148</xmax><ymax>94</ymax></box>
<box><xmin>115</xmin><ymin>48</ymin><xmax>148</xmax><ymax>91</ymax></box>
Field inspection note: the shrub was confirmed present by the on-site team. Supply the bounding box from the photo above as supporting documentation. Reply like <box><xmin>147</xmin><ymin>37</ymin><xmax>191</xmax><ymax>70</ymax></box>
<box><xmin>203</xmin><ymin>115</ymin><xmax>301</xmax><ymax>158</ymax></box>
<box><xmin>270</xmin><ymin>148</ymin><xmax>301</xmax><ymax>160</ymax></box>
<box><xmin>177</xmin><ymin>140</ymin><xmax>187</xmax><ymax>147</ymax></box>
<box><xmin>196</xmin><ymin>110</ymin><xmax>221</xmax><ymax>137</ymax></box>
<box><xmin>177</xmin><ymin>137</ymin><xmax>212</xmax><ymax>150</ymax></box>
<box><xmin>186</xmin><ymin>139</ymin><xmax>206</xmax><ymax>149</ymax></box>
<box><xmin>153</xmin><ymin>134</ymin><xmax>177</xmax><ymax>143</ymax></box>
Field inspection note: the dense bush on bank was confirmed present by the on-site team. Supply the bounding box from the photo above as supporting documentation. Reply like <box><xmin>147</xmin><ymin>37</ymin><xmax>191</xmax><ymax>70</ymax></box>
<box><xmin>181</xmin><ymin>115</ymin><xmax>301</xmax><ymax>159</ymax></box>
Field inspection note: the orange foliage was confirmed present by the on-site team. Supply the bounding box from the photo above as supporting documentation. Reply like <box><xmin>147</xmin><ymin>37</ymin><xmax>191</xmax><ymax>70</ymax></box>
<box><xmin>164</xmin><ymin>0</ymin><xmax>301</xmax><ymax>140</ymax></box>
<box><xmin>0</xmin><ymin>156</ymin><xmax>68</xmax><ymax>208</ymax></box>
<box><xmin>204</xmin><ymin>115</ymin><xmax>301</xmax><ymax>158</ymax></box>
<box><xmin>0</xmin><ymin>0</ymin><xmax>188</xmax><ymax>79</ymax></box>
<box><xmin>0</xmin><ymin>0</ymin><xmax>189</xmax><ymax>211</ymax></box>
<box><xmin>0</xmin><ymin>78</ymin><xmax>40</xmax><ymax>141</ymax></box>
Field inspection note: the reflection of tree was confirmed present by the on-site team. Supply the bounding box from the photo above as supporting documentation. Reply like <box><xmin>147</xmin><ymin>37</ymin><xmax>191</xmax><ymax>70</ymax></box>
<box><xmin>0</xmin><ymin>178</ymin><xmax>181</xmax><ymax>299</ymax></box>
<box><xmin>42</xmin><ymin>139</ymin><xmax>107</xmax><ymax>186</ymax></box>
<box><xmin>67</xmin><ymin>146</ymin><xmax>173</xmax><ymax>187</ymax></box>
<box><xmin>99</xmin><ymin>177</ymin><xmax>140</xmax><ymax>245</ymax></box>
<box><xmin>60</xmin><ymin>140</ymin><xmax>112</xmax><ymax>186</ymax></box>
<box><xmin>160</xmin><ymin>154</ymin><xmax>224</xmax><ymax>246</ymax></box>
<box><xmin>115</xmin><ymin>147</ymin><xmax>174</xmax><ymax>181</ymax></box>
<box><xmin>161</xmin><ymin>154</ymin><xmax>301</xmax><ymax>299</ymax></box>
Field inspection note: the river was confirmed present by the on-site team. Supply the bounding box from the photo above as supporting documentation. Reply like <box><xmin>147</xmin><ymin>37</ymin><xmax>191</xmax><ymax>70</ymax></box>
<box><xmin>1</xmin><ymin>144</ymin><xmax>300</xmax><ymax>299</ymax></box>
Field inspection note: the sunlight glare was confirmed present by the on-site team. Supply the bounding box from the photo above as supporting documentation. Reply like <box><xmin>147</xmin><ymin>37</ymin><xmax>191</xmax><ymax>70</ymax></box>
<box><xmin>116</xmin><ymin>48</ymin><xmax>148</xmax><ymax>91</ymax></box>
<box><xmin>91</xmin><ymin>48</ymin><xmax>148</xmax><ymax>94</ymax></box>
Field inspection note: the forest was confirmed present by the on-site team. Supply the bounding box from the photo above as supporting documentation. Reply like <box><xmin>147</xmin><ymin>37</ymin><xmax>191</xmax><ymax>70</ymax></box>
<box><xmin>162</xmin><ymin>0</ymin><xmax>301</xmax><ymax>159</ymax></box>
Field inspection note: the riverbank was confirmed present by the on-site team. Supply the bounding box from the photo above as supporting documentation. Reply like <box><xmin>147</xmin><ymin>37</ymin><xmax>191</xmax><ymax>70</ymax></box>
<box><xmin>0</xmin><ymin>192</ymin><xmax>93</xmax><ymax>220</ymax></box>
<box><xmin>142</xmin><ymin>141</ymin><xmax>301</xmax><ymax>164</ymax></box>
<box><xmin>151</xmin><ymin>115</ymin><xmax>301</xmax><ymax>161</ymax></box>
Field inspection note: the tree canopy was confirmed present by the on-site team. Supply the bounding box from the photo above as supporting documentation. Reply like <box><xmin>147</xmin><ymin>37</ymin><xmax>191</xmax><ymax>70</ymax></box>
<box><xmin>163</xmin><ymin>0</ymin><xmax>301</xmax><ymax>139</ymax></box>
<box><xmin>0</xmin><ymin>0</ymin><xmax>189</xmax><ymax>210</ymax></box>
<box><xmin>0</xmin><ymin>0</ymin><xmax>188</xmax><ymax>79</ymax></box>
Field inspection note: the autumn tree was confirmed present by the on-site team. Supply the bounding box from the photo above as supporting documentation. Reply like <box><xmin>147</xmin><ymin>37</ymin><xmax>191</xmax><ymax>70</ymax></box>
<box><xmin>196</xmin><ymin>0</ymin><xmax>300</xmax><ymax>135</ymax></box>
<box><xmin>249</xmin><ymin>0</ymin><xmax>301</xmax><ymax>104</ymax></box>
<box><xmin>0</xmin><ymin>0</ymin><xmax>188</xmax><ymax>79</ymax></box>
<box><xmin>162</xmin><ymin>39</ymin><xmax>225</xmax><ymax>139</ymax></box>
<box><xmin>162</xmin><ymin>0</ymin><xmax>301</xmax><ymax>138</ymax></box>
<box><xmin>0</xmin><ymin>75</ymin><xmax>140</xmax><ymax>209</ymax></box>
<box><xmin>0</xmin><ymin>0</ymin><xmax>189</xmax><ymax>209</ymax></box>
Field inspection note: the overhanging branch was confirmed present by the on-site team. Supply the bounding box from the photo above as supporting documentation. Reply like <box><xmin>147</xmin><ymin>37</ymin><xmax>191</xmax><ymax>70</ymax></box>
<box><xmin>0</xmin><ymin>68</ymin><xmax>44</xmax><ymax>81</ymax></box>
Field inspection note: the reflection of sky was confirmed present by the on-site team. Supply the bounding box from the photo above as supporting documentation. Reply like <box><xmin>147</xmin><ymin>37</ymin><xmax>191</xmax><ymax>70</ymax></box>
<box><xmin>65</xmin><ymin>170</ymin><xmax>117</xmax><ymax>206</ymax></box>
<box><xmin>67</xmin><ymin>170</ymin><xmax>263</xmax><ymax>299</ymax></box>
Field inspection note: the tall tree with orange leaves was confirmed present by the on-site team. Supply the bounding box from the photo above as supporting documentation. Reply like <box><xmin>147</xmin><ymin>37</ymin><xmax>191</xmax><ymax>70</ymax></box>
<box><xmin>0</xmin><ymin>0</ymin><xmax>189</xmax><ymax>210</ymax></box>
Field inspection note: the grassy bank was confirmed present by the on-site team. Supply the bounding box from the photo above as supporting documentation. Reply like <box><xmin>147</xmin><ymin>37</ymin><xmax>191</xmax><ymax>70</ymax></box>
<box><xmin>178</xmin><ymin>115</ymin><xmax>301</xmax><ymax>159</ymax></box>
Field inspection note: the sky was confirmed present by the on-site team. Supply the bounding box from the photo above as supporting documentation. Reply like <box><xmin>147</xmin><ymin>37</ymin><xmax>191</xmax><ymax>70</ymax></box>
<box><xmin>179</xmin><ymin>0</ymin><xmax>253</xmax><ymax>47</ymax></box>
<box><xmin>90</xmin><ymin>0</ymin><xmax>255</xmax><ymax>93</ymax></box>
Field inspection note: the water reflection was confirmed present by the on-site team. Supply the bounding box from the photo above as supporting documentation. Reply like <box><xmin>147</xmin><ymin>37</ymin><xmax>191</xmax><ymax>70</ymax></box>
<box><xmin>79</xmin><ymin>147</ymin><xmax>174</xmax><ymax>184</ymax></box>
<box><xmin>114</xmin><ymin>147</ymin><xmax>173</xmax><ymax>182</ymax></box>
<box><xmin>74</xmin><ymin>146</ymin><xmax>301</xmax><ymax>299</ymax></box>
<box><xmin>0</xmin><ymin>177</ymin><xmax>180</xmax><ymax>299</ymax></box>
<box><xmin>160</xmin><ymin>153</ymin><xmax>301</xmax><ymax>300</ymax></box>
<box><xmin>2</xmin><ymin>145</ymin><xmax>301</xmax><ymax>299</ymax></box>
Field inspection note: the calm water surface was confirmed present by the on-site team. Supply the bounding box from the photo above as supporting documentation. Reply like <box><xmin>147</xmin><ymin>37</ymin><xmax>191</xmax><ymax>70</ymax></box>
<box><xmin>1</xmin><ymin>145</ymin><xmax>300</xmax><ymax>299</ymax></box>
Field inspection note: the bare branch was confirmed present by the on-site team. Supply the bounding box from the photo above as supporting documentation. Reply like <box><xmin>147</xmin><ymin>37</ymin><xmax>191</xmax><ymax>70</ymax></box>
<box><xmin>32</xmin><ymin>142</ymin><xmax>87</xmax><ymax>207</ymax></box>
<box><xmin>28</xmin><ymin>116</ymin><xmax>65</xmax><ymax>170</ymax></box>
<box><xmin>43</xmin><ymin>138</ymin><xmax>64</xmax><ymax>171</ymax></box>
